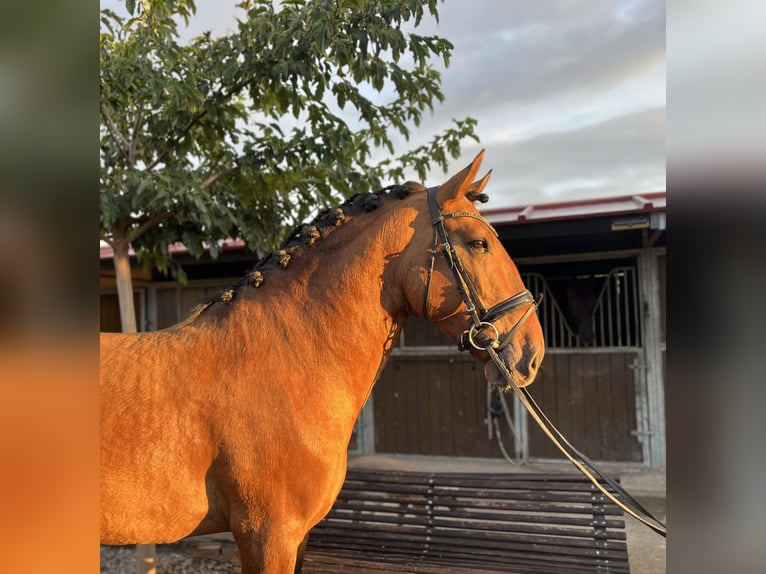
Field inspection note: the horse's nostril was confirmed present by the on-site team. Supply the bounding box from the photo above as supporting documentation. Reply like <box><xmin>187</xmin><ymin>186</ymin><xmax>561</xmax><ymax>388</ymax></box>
<box><xmin>529</xmin><ymin>349</ymin><xmax>543</xmax><ymax>375</ymax></box>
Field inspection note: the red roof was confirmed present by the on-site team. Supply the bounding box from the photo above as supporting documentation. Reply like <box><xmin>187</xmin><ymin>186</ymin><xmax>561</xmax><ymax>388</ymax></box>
<box><xmin>100</xmin><ymin>238</ymin><xmax>246</xmax><ymax>261</ymax></box>
<box><xmin>481</xmin><ymin>191</ymin><xmax>666</xmax><ymax>225</ymax></box>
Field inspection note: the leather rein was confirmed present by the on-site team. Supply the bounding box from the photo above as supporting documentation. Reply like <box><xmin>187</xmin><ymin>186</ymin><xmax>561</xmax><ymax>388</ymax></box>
<box><xmin>423</xmin><ymin>186</ymin><xmax>667</xmax><ymax>537</ymax></box>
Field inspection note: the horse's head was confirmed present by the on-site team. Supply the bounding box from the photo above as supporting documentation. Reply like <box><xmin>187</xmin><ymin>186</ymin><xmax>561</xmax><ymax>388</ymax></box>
<box><xmin>403</xmin><ymin>151</ymin><xmax>545</xmax><ymax>390</ymax></box>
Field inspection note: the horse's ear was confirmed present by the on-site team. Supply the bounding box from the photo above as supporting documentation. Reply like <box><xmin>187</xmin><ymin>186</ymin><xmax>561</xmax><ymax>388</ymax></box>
<box><xmin>467</xmin><ymin>170</ymin><xmax>492</xmax><ymax>203</ymax></box>
<box><xmin>436</xmin><ymin>149</ymin><xmax>485</xmax><ymax>205</ymax></box>
<box><xmin>474</xmin><ymin>170</ymin><xmax>492</xmax><ymax>194</ymax></box>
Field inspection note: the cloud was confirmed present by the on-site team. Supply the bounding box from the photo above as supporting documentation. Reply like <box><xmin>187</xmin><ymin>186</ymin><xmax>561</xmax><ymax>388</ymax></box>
<box><xmin>406</xmin><ymin>0</ymin><xmax>666</xmax><ymax>205</ymax></box>
<box><xmin>476</xmin><ymin>106</ymin><xmax>666</xmax><ymax>207</ymax></box>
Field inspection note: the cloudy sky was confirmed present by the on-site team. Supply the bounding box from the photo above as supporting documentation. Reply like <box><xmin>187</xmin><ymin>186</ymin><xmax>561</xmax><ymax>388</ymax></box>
<box><xmin>104</xmin><ymin>0</ymin><xmax>666</xmax><ymax>209</ymax></box>
<box><xmin>391</xmin><ymin>0</ymin><xmax>666</xmax><ymax>208</ymax></box>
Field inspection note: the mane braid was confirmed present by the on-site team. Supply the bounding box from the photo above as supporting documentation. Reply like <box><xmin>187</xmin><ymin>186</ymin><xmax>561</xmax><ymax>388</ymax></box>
<box><xmin>190</xmin><ymin>183</ymin><xmax>417</xmax><ymax>319</ymax></box>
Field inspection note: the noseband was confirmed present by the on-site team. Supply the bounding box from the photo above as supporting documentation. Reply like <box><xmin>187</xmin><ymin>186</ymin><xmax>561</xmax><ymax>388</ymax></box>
<box><xmin>423</xmin><ymin>186</ymin><xmax>539</xmax><ymax>354</ymax></box>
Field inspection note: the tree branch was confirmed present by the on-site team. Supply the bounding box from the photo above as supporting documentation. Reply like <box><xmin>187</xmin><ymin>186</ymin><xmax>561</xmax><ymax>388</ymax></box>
<box><xmin>145</xmin><ymin>78</ymin><xmax>252</xmax><ymax>173</ymax></box>
<box><xmin>129</xmin><ymin>104</ymin><xmax>144</xmax><ymax>166</ymax></box>
<box><xmin>200</xmin><ymin>167</ymin><xmax>238</xmax><ymax>191</ymax></box>
<box><xmin>100</xmin><ymin>103</ymin><xmax>132</xmax><ymax>165</ymax></box>
<box><xmin>126</xmin><ymin>210</ymin><xmax>178</xmax><ymax>244</ymax></box>
<box><xmin>144</xmin><ymin>110</ymin><xmax>206</xmax><ymax>172</ymax></box>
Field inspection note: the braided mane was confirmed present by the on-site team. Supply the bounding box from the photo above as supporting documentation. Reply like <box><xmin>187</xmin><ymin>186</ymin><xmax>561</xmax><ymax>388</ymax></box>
<box><xmin>184</xmin><ymin>183</ymin><xmax>422</xmax><ymax>323</ymax></box>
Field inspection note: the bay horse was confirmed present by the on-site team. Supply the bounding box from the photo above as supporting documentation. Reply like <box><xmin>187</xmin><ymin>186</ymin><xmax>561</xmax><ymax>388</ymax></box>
<box><xmin>100</xmin><ymin>151</ymin><xmax>545</xmax><ymax>573</ymax></box>
<box><xmin>566</xmin><ymin>277</ymin><xmax>598</xmax><ymax>346</ymax></box>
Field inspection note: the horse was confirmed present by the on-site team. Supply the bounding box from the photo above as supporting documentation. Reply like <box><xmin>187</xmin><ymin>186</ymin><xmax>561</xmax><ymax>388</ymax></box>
<box><xmin>566</xmin><ymin>277</ymin><xmax>598</xmax><ymax>346</ymax></box>
<box><xmin>100</xmin><ymin>151</ymin><xmax>545</xmax><ymax>573</ymax></box>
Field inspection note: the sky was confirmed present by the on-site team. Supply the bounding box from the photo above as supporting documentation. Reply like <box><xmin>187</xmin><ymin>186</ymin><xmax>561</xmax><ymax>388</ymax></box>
<box><xmin>103</xmin><ymin>0</ymin><xmax>666</xmax><ymax>209</ymax></box>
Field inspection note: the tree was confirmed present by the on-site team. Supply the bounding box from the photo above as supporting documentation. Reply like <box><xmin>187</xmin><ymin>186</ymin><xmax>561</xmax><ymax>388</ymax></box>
<box><xmin>100</xmin><ymin>0</ymin><xmax>478</xmax><ymax>332</ymax></box>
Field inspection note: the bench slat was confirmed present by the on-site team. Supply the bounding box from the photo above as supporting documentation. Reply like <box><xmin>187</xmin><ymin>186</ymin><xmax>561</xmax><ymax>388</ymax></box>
<box><xmin>328</xmin><ymin>501</ymin><xmax>626</xmax><ymax>529</ymax></box>
<box><xmin>312</xmin><ymin>527</ymin><xmax>628</xmax><ymax>558</ymax></box>
<box><xmin>333</xmin><ymin>495</ymin><xmax>625</xmax><ymax>528</ymax></box>
<box><xmin>320</xmin><ymin>513</ymin><xmax>627</xmax><ymax>543</ymax></box>
<box><xmin>306</xmin><ymin>547</ymin><xmax>629</xmax><ymax>574</ymax></box>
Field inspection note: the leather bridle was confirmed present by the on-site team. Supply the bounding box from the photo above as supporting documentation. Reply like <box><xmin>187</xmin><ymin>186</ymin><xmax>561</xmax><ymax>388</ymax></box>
<box><xmin>421</xmin><ymin>185</ymin><xmax>667</xmax><ymax>537</ymax></box>
<box><xmin>423</xmin><ymin>186</ymin><xmax>539</xmax><ymax>354</ymax></box>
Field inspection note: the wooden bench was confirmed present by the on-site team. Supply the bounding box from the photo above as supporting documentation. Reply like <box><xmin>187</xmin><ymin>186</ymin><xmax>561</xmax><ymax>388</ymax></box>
<box><xmin>303</xmin><ymin>469</ymin><xmax>630</xmax><ymax>574</ymax></box>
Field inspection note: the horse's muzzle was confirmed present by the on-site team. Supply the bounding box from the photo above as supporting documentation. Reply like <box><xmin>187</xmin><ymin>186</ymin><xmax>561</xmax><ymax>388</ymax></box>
<box><xmin>483</xmin><ymin>344</ymin><xmax>543</xmax><ymax>391</ymax></box>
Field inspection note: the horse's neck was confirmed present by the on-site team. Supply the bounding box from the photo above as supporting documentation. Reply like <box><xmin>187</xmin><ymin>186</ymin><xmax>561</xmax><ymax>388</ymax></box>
<box><xmin>291</xmin><ymin>214</ymin><xmax>409</xmax><ymax>353</ymax></box>
<box><xmin>209</xmin><ymin>212</ymin><xmax>411</xmax><ymax>408</ymax></box>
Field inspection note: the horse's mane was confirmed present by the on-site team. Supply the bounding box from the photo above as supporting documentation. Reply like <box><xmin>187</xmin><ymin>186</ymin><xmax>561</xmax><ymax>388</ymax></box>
<box><xmin>183</xmin><ymin>182</ymin><xmax>426</xmax><ymax>324</ymax></box>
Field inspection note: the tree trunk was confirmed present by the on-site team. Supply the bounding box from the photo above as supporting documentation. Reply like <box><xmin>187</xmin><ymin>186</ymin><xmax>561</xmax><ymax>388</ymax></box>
<box><xmin>135</xmin><ymin>544</ymin><xmax>157</xmax><ymax>574</ymax></box>
<box><xmin>110</xmin><ymin>236</ymin><xmax>156</xmax><ymax>574</ymax></box>
<box><xmin>111</xmin><ymin>238</ymin><xmax>138</xmax><ymax>334</ymax></box>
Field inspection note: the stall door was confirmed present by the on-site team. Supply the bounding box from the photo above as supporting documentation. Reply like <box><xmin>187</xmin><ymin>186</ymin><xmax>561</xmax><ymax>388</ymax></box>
<box><xmin>523</xmin><ymin>268</ymin><xmax>644</xmax><ymax>463</ymax></box>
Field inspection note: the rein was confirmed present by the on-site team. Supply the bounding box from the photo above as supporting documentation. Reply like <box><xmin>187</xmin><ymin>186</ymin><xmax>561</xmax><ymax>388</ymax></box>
<box><xmin>485</xmin><ymin>346</ymin><xmax>668</xmax><ymax>537</ymax></box>
<box><xmin>424</xmin><ymin>186</ymin><xmax>667</xmax><ymax>538</ymax></box>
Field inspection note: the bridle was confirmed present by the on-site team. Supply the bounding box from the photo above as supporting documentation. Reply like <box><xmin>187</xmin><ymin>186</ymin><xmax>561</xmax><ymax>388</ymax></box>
<box><xmin>422</xmin><ymin>185</ymin><xmax>667</xmax><ymax>538</ymax></box>
<box><xmin>423</xmin><ymin>186</ymin><xmax>539</xmax><ymax>354</ymax></box>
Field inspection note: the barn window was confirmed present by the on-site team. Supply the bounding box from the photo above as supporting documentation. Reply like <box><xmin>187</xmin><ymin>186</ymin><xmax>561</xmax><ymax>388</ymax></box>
<box><xmin>521</xmin><ymin>259</ymin><xmax>642</xmax><ymax>349</ymax></box>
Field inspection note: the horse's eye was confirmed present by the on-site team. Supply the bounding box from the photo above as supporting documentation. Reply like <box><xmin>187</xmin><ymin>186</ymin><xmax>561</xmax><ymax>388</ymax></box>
<box><xmin>468</xmin><ymin>239</ymin><xmax>489</xmax><ymax>252</ymax></box>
